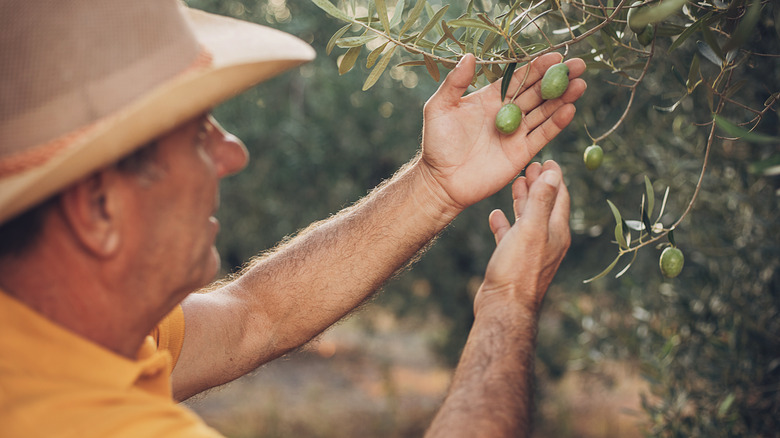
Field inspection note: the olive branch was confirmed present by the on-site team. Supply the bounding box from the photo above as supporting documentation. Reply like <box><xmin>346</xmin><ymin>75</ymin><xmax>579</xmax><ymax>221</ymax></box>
<box><xmin>310</xmin><ymin>0</ymin><xmax>780</xmax><ymax>281</ymax></box>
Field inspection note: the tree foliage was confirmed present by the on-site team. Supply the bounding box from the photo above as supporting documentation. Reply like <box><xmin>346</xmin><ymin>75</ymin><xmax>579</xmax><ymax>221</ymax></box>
<box><xmin>188</xmin><ymin>0</ymin><xmax>779</xmax><ymax>435</ymax></box>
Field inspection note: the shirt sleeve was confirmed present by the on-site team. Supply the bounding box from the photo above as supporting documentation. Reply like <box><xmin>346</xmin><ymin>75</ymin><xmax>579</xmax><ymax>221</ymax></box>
<box><xmin>148</xmin><ymin>305</ymin><xmax>186</xmax><ymax>370</ymax></box>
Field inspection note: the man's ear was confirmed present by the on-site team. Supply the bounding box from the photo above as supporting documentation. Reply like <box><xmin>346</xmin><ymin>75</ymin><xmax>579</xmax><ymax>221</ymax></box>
<box><xmin>59</xmin><ymin>170</ymin><xmax>123</xmax><ymax>257</ymax></box>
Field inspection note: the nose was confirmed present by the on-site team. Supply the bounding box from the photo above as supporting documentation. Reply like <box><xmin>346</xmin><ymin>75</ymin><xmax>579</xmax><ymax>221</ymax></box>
<box><xmin>208</xmin><ymin>117</ymin><xmax>249</xmax><ymax>178</ymax></box>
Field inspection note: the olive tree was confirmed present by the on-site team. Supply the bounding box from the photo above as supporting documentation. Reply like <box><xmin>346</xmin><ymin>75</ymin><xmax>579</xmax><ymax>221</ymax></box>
<box><xmin>189</xmin><ymin>0</ymin><xmax>779</xmax><ymax>435</ymax></box>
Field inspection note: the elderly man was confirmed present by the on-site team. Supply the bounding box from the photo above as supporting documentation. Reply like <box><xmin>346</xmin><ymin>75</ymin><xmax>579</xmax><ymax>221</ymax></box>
<box><xmin>0</xmin><ymin>1</ymin><xmax>585</xmax><ymax>437</ymax></box>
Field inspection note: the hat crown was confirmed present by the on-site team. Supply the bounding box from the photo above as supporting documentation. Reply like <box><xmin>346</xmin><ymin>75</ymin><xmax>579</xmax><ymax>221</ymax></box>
<box><xmin>0</xmin><ymin>0</ymin><xmax>200</xmax><ymax>159</ymax></box>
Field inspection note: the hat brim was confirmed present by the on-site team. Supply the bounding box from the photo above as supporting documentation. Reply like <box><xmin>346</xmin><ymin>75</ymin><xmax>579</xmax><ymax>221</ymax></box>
<box><xmin>0</xmin><ymin>8</ymin><xmax>315</xmax><ymax>224</ymax></box>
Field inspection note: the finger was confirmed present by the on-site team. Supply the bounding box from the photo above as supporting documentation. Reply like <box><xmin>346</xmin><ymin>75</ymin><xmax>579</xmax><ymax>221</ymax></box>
<box><xmin>518</xmin><ymin>169</ymin><xmax>561</xmax><ymax>234</ymax></box>
<box><xmin>549</xmin><ymin>170</ymin><xmax>572</xmax><ymax>246</ymax></box>
<box><xmin>488</xmin><ymin>209</ymin><xmax>511</xmax><ymax>245</ymax></box>
<box><xmin>425</xmin><ymin>53</ymin><xmax>476</xmax><ymax>111</ymax></box>
<box><xmin>512</xmin><ymin>57</ymin><xmax>587</xmax><ymax>111</ymax></box>
<box><xmin>512</xmin><ymin>176</ymin><xmax>529</xmax><ymax>221</ymax></box>
<box><xmin>519</xmin><ymin>78</ymin><xmax>587</xmax><ymax>134</ymax></box>
<box><xmin>550</xmin><ymin>177</ymin><xmax>571</xmax><ymax>238</ymax></box>
<box><xmin>524</xmin><ymin>161</ymin><xmax>543</xmax><ymax>184</ymax></box>
<box><xmin>521</xmin><ymin>104</ymin><xmax>578</xmax><ymax>157</ymax></box>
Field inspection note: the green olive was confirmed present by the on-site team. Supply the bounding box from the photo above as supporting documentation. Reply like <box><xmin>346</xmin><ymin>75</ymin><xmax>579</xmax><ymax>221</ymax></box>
<box><xmin>540</xmin><ymin>63</ymin><xmax>570</xmax><ymax>100</ymax></box>
<box><xmin>583</xmin><ymin>144</ymin><xmax>603</xmax><ymax>170</ymax></box>
<box><xmin>637</xmin><ymin>24</ymin><xmax>655</xmax><ymax>46</ymax></box>
<box><xmin>659</xmin><ymin>246</ymin><xmax>684</xmax><ymax>278</ymax></box>
<box><xmin>495</xmin><ymin>103</ymin><xmax>523</xmax><ymax>135</ymax></box>
<box><xmin>627</xmin><ymin>1</ymin><xmax>645</xmax><ymax>34</ymax></box>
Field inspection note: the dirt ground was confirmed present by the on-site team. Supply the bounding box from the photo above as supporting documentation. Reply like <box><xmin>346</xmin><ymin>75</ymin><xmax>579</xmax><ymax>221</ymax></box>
<box><xmin>184</xmin><ymin>305</ymin><xmax>649</xmax><ymax>438</ymax></box>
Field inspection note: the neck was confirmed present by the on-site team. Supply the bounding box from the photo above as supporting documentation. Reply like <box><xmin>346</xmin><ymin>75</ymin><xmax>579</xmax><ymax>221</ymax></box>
<box><xmin>0</xmin><ymin>242</ymin><xmax>160</xmax><ymax>360</ymax></box>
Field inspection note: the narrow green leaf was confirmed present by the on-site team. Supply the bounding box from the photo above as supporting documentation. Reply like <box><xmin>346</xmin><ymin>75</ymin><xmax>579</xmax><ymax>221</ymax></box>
<box><xmin>607</xmin><ymin>200</ymin><xmax>623</xmax><ymax>227</ymax></box>
<box><xmin>415</xmin><ymin>5</ymin><xmax>449</xmax><ymax>43</ymax></box>
<box><xmin>583</xmin><ymin>254</ymin><xmax>623</xmax><ymax>283</ymax></box>
<box><xmin>655</xmin><ymin>23</ymin><xmax>686</xmax><ymax>37</ymax></box>
<box><xmin>718</xmin><ymin>393</ymin><xmax>736</xmax><ymax>418</ymax></box>
<box><xmin>668</xmin><ymin>12</ymin><xmax>709</xmax><ymax>52</ymax></box>
<box><xmin>389</xmin><ymin>0</ymin><xmax>405</xmax><ymax>29</ymax></box>
<box><xmin>723</xmin><ymin>80</ymin><xmax>748</xmax><ymax>100</ymax></box>
<box><xmin>629</xmin><ymin>0</ymin><xmax>688</xmax><ymax>30</ymax></box>
<box><xmin>310</xmin><ymin>0</ymin><xmax>352</xmax><ymax>22</ymax></box>
<box><xmin>700</xmin><ymin>25</ymin><xmax>724</xmax><ymax>63</ymax></box>
<box><xmin>396</xmin><ymin>60</ymin><xmax>426</xmax><ymax>67</ymax></box>
<box><xmin>399</xmin><ymin>0</ymin><xmax>426</xmax><ymax>37</ymax></box>
<box><xmin>687</xmin><ymin>54</ymin><xmax>700</xmax><ymax>94</ymax></box>
<box><xmin>480</xmin><ymin>32</ymin><xmax>500</xmax><ymax>58</ymax></box>
<box><xmin>625</xmin><ymin>220</ymin><xmax>646</xmax><ymax>231</ymax></box>
<box><xmin>703</xmin><ymin>75</ymin><xmax>714</xmax><ymax>111</ymax></box>
<box><xmin>616</xmin><ymin>224</ymin><xmax>628</xmax><ymax>249</ymax></box>
<box><xmin>607</xmin><ymin>200</ymin><xmax>627</xmax><ymax>249</ymax></box>
<box><xmin>653</xmin><ymin>95</ymin><xmax>686</xmax><ymax>113</ymax></box>
<box><xmin>481</xmin><ymin>64</ymin><xmax>499</xmax><ymax>83</ymax></box>
<box><xmin>668</xmin><ymin>229</ymin><xmax>676</xmax><ymax>247</ymax></box>
<box><xmin>477</xmin><ymin>13</ymin><xmax>500</xmax><ymax>31</ymax></box>
<box><xmin>376</xmin><ymin>0</ymin><xmax>392</xmax><ymax>34</ymax></box>
<box><xmin>748</xmin><ymin>154</ymin><xmax>780</xmax><ymax>176</ymax></box>
<box><xmin>441</xmin><ymin>21</ymin><xmax>466</xmax><ymax>51</ymax></box>
<box><xmin>336</xmin><ymin>34</ymin><xmax>378</xmax><ymax>48</ymax></box>
<box><xmin>713</xmin><ymin>114</ymin><xmax>780</xmax><ymax>143</ymax></box>
<box><xmin>423</xmin><ymin>53</ymin><xmax>440</xmax><ymax>82</ymax></box>
<box><xmin>671</xmin><ymin>65</ymin><xmax>686</xmax><ymax>88</ymax></box>
<box><xmin>697</xmin><ymin>40</ymin><xmax>722</xmax><ymax>67</ymax></box>
<box><xmin>600</xmin><ymin>29</ymin><xmax>614</xmax><ymax>62</ymax></box>
<box><xmin>615</xmin><ymin>250</ymin><xmax>638</xmax><ymax>278</ymax></box>
<box><xmin>644</xmin><ymin>175</ymin><xmax>655</xmax><ymax>222</ymax></box>
<box><xmin>657</xmin><ymin>186</ymin><xmax>670</xmax><ymax>223</ymax></box>
<box><xmin>642</xmin><ymin>210</ymin><xmax>653</xmax><ymax>236</ymax></box>
<box><xmin>500</xmin><ymin>62</ymin><xmax>517</xmax><ymax>103</ymax></box>
<box><xmin>327</xmin><ymin>24</ymin><xmax>353</xmax><ymax>55</ymax></box>
<box><xmin>602</xmin><ymin>22</ymin><xmax>620</xmax><ymax>42</ymax></box>
<box><xmin>339</xmin><ymin>46</ymin><xmax>362</xmax><ymax>75</ymax></box>
<box><xmin>448</xmin><ymin>17</ymin><xmax>501</xmax><ymax>34</ymax></box>
<box><xmin>468</xmin><ymin>28</ymin><xmax>484</xmax><ymax>56</ymax></box>
<box><xmin>363</xmin><ymin>45</ymin><xmax>397</xmax><ymax>90</ymax></box>
<box><xmin>659</xmin><ymin>337</ymin><xmax>675</xmax><ymax>359</ymax></box>
<box><xmin>366</xmin><ymin>42</ymin><xmax>389</xmax><ymax>68</ymax></box>
<box><xmin>723</xmin><ymin>0</ymin><xmax>762</xmax><ymax>52</ymax></box>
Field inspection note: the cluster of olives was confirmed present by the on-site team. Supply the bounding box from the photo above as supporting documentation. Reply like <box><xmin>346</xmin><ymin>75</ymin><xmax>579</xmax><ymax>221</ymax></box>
<box><xmin>494</xmin><ymin>62</ymin><xmax>570</xmax><ymax>136</ymax></box>
<box><xmin>628</xmin><ymin>1</ymin><xmax>655</xmax><ymax>47</ymax></box>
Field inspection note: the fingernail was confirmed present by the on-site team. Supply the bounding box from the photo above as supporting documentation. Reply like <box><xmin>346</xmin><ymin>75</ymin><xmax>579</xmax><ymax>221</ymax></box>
<box><xmin>541</xmin><ymin>171</ymin><xmax>560</xmax><ymax>187</ymax></box>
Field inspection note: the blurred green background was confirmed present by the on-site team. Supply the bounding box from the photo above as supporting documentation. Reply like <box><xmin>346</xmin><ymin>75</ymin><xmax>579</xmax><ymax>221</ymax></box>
<box><xmin>183</xmin><ymin>0</ymin><xmax>779</xmax><ymax>436</ymax></box>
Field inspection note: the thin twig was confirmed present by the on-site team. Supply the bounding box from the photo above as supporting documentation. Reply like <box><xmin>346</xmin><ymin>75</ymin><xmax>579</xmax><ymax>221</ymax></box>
<box><xmin>592</xmin><ymin>42</ymin><xmax>655</xmax><ymax>143</ymax></box>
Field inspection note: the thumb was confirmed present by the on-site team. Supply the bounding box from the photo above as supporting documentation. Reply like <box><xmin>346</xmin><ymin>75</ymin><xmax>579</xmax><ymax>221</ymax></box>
<box><xmin>427</xmin><ymin>54</ymin><xmax>476</xmax><ymax>109</ymax></box>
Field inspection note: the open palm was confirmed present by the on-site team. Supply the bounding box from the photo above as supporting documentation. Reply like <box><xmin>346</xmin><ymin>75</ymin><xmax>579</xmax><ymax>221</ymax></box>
<box><xmin>420</xmin><ymin>53</ymin><xmax>587</xmax><ymax>210</ymax></box>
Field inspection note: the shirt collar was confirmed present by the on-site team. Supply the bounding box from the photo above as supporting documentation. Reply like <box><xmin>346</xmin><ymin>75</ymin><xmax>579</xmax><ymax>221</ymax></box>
<box><xmin>0</xmin><ymin>290</ymin><xmax>173</xmax><ymax>397</ymax></box>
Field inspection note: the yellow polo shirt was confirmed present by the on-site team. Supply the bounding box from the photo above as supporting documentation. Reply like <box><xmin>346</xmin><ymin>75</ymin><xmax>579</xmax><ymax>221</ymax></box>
<box><xmin>0</xmin><ymin>291</ymin><xmax>224</xmax><ymax>437</ymax></box>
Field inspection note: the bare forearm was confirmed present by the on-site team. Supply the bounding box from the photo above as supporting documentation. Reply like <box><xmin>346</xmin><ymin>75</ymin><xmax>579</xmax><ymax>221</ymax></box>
<box><xmin>426</xmin><ymin>299</ymin><xmax>539</xmax><ymax>438</ymax></box>
<box><xmin>229</xmin><ymin>155</ymin><xmax>459</xmax><ymax>360</ymax></box>
<box><xmin>173</xmin><ymin>156</ymin><xmax>460</xmax><ymax>400</ymax></box>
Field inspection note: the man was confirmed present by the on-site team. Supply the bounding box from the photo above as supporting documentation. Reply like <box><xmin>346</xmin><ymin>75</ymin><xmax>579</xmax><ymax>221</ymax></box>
<box><xmin>0</xmin><ymin>1</ymin><xmax>586</xmax><ymax>437</ymax></box>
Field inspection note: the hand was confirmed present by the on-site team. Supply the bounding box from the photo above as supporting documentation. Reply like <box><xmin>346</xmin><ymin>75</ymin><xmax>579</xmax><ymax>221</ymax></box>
<box><xmin>475</xmin><ymin>161</ymin><xmax>571</xmax><ymax>315</ymax></box>
<box><xmin>418</xmin><ymin>53</ymin><xmax>586</xmax><ymax>212</ymax></box>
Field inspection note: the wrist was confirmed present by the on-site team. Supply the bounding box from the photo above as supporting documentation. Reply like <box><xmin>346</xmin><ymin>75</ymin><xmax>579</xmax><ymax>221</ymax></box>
<box><xmin>408</xmin><ymin>156</ymin><xmax>464</xmax><ymax>226</ymax></box>
<box><xmin>474</xmin><ymin>283</ymin><xmax>541</xmax><ymax>322</ymax></box>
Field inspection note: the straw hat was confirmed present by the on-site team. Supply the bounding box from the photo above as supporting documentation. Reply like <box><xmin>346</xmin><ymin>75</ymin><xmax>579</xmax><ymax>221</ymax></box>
<box><xmin>0</xmin><ymin>0</ymin><xmax>315</xmax><ymax>224</ymax></box>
